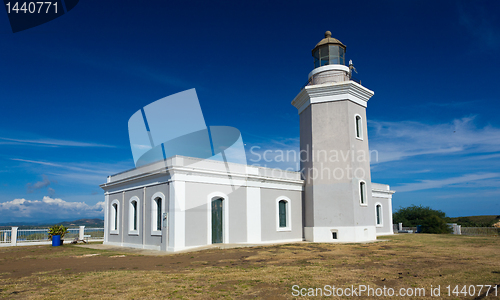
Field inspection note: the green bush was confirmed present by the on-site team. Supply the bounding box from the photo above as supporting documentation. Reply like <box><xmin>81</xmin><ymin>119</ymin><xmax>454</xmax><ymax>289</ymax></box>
<box><xmin>421</xmin><ymin>215</ymin><xmax>452</xmax><ymax>234</ymax></box>
<box><xmin>393</xmin><ymin>205</ymin><xmax>451</xmax><ymax>234</ymax></box>
<box><xmin>48</xmin><ymin>224</ymin><xmax>69</xmax><ymax>240</ymax></box>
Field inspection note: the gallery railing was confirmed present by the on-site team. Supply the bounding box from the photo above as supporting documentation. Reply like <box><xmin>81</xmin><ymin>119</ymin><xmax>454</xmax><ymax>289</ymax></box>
<box><xmin>301</xmin><ymin>74</ymin><xmax>362</xmax><ymax>90</ymax></box>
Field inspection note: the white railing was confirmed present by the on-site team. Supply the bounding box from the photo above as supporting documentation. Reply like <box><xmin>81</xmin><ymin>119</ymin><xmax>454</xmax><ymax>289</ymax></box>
<box><xmin>84</xmin><ymin>228</ymin><xmax>104</xmax><ymax>240</ymax></box>
<box><xmin>0</xmin><ymin>229</ymin><xmax>12</xmax><ymax>244</ymax></box>
<box><xmin>0</xmin><ymin>226</ymin><xmax>104</xmax><ymax>247</ymax></box>
<box><xmin>65</xmin><ymin>228</ymin><xmax>80</xmax><ymax>240</ymax></box>
<box><xmin>16</xmin><ymin>229</ymin><xmax>50</xmax><ymax>242</ymax></box>
<box><xmin>302</xmin><ymin>72</ymin><xmax>362</xmax><ymax>89</ymax></box>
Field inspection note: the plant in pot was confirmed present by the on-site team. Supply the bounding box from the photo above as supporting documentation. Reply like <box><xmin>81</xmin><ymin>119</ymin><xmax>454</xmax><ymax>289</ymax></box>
<box><xmin>48</xmin><ymin>224</ymin><xmax>69</xmax><ymax>246</ymax></box>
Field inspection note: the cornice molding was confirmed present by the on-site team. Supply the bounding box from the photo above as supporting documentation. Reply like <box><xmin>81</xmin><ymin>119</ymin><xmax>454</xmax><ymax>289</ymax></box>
<box><xmin>291</xmin><ymin>81</ymin><xmax>374</xmax><ymax>114</ymax></box>
<box><xmin>100</xmin><ymin>164</ymin><xmax>304</xmax><ymax>191</ymax></box>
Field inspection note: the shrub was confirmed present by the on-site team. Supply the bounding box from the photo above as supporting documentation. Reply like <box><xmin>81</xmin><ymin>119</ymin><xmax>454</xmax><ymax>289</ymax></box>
<box><xmin>393</xmin><ymin>205</ymin><xmax>451</xmax><ymax>234</ymax></box>
<box><xmin>420</xmin><ymin>215</ymin><xmax>452</xmax><ymax>234</ymax></box>
<box><xmin>48</xmin><ymin>224</ymin><xmax>69</xmax><ymax>240</ymax></box>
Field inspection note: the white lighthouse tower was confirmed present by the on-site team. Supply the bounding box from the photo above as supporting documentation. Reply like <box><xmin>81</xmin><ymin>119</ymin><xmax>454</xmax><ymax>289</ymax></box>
<box><xmin>292</xmin><ymin>31</ymin><xmax>377</xmax><ymax>242</ymax></box>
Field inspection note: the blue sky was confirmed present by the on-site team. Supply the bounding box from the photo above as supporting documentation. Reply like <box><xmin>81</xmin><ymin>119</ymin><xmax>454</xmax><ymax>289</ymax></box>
<box><xmin>0</xmin><ymin>0</ymin><xmax>499</xmax><ymax>223</ymax></box>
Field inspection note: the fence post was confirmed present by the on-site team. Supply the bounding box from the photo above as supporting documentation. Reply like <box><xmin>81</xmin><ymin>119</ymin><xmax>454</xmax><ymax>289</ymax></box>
<box><xmin>457</xmin><ymin>225</ymin><xmax>461</xmax><ymax>235</ymax></box>
<box><xmin>398</xmin><ymin>223</ymin><xmax>403</xmax><ymax>231</ymax></box>
<box><xmin>11</xmin><ymin>227</ymin><xmax>18</xmax><ymax>246</ymax></box>
<box><xmin>79</xmin><ymin>226</ymin><xmax>85</xmax><ymax>240</ymax></box>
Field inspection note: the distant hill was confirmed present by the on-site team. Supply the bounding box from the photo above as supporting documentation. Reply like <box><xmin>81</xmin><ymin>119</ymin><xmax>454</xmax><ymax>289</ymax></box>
<box><xmin>0</xmin><ymin>218</ymin><xmax>104</xmax><ymax>229</ymax></box>
<box><xmin>446</xmin><ymin>215</ymin><xmax>500</xmax><ymax>227</ymax></box>
<box><xmin>58</xmin><ymin>218</ymin><xmax>104</xmax><ymax>227</ymax></box>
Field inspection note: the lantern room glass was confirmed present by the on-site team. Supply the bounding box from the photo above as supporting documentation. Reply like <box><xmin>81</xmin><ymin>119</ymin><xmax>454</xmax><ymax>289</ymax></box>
<box><xmin>313</xmin><ymin>45</ymin><xmax>345</xmax><ymax>68</ymax></box>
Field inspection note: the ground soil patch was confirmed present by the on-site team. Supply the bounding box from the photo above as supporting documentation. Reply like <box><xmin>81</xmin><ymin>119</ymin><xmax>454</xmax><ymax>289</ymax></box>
<box><xmin>0</xmin><ymin>234</ymin><xmax>499</xmax><ymax>299</ymax></box>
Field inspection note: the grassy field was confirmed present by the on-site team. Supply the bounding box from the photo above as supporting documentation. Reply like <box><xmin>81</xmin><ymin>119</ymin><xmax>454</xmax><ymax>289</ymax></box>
<box><xmin>0</xmin><ymin>234</ymin><xmax>499</xmax><ymax>299</ymax></box>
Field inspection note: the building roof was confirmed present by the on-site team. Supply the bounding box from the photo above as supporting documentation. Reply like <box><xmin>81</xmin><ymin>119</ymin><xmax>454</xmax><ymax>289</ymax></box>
<box><xmin>100</xmin><ymin>155</ymin><xmax>303</xmax><ymax>191</ymax></box>
<box><xmin>313</xmin><ymin>31</ymin><xmax>346</xmax><ymax>53</ymax></box>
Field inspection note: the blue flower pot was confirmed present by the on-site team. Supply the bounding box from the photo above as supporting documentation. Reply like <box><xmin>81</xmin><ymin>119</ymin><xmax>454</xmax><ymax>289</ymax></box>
<box><xmin>52</xmin><ymin>235</ymin><xmax>61</xmax><ymax>246</ymax></box>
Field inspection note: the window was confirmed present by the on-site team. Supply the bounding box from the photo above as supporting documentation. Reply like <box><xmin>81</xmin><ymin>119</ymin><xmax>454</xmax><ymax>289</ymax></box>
<box><xmin>276</xmin><ymin>197</ymin><xmax>291</xmax><ymax>231</ymax></box>
<box><xmin>329</xmin><ymin>45</ymin><xmax>339</xmax><ymax>65</ymax></box>
<box><xmin>156</xmin><ymin>198</ymin><xmax>161</xmax><ymax>230</ymax></box>
<box><xmin>279</xmin><ymin>200</ymin><xmax>287</xmax><ymax>228</ymax></box>
<box><xmin>110</xmin><ymin>199</ymin><xmax>120</xmax><ymax>234</ymax></box>
<box><xmin>355</xmin><ymin>115</ymin><xmax>363</xmax><ymax>139</ymax></box>
<box><xmin>359</xmin><ymin>181</ymin><xmax>367</xmax><ymax>205</ymax></box>
<box><xmin>313</xmin><ymin>49</ymin><xmax>320</xmax><ymax>68</ymax></box>
<box><xmin>151</xmin><ymin>192</ymin><xmax>165</xmax><ymax>236</ymax></box>
<box><xmin>128</xmin><ymin>197</ymin><xmax>139</xmax><ymax>235</ymax></box>
<box><xmin>133</xmin><ymin>201</ymin><xmax>137</xmax><ymax>229</ymax></box>
<box><xmin>376</xmin><ymin>204</ymin><xmax>382</xmax><ymax>226</ymax></box>
<box><xmin>320</xmin><ymin>46</ymin><xmax>329</xmax><ymax>66</ymax></box>
<box><xmin>314</xmin><ymin>44</ymin><xmax>346</xmax><ymax>68</ymax></box>
<box><xmin>113</xmin><ymin>204</ymin><xmax>118</xmax><ymax>230</ymax></box>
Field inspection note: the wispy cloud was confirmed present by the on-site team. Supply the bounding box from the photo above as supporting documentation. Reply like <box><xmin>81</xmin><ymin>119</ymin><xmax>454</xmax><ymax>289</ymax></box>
<box><xmin>12</xmin><ymin>158</ymin><xmax>112</xmax><ymax>175</ymax></box>
<box><xmin>369</xmin><ymin>116</ymin><xmax>500</xmax><ymax>163</ymax></box>
<box><xmin>437</xmin><ymin>188</ymin><xmax>500</xmax><ymax>199</ymax></box>
<box><xmin>0</xmin><ymin>197</ymin><xmax>104</xmax><ymax>223</ymax></box>
<box><xmin>243</xmin><ymin>116</ymin><xmax>500</xmax><ymax>169</ymax></box>
<box><xmin>394</xmin><ymin>173</ymin><xmax>500</xmax><ymax>192</ymax></box>
<box><xmin>0</xmin><ymin>137</ymin><xmax>115</xmax><ymax>148</ymax></box>
<box><xmin>11</xmin><ymin>158</ymin><xmax>133</xmax><ymax>185</ymax></box>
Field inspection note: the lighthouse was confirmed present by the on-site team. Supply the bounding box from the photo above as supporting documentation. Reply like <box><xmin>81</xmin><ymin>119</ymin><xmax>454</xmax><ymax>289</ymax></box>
<box><xmin>292</xmin><ymin>31</ymin><xmax>377</xmax><ymax>242</ymax></box>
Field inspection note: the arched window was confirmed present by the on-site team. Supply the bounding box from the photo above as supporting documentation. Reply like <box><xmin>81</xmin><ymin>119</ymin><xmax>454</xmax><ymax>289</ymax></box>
<box><xmin>279</xmin><ymin>200</ymin><xmax>287</xmax><ymax>228</ymax></box>
<box><xmin>113</xmin><ymin>203</ymin><xmax>118</xmax><ymax>230</ymax></box>
<box><xmin>276</xmin><ymin>197</ymin><xmax>291</xmax><ymax>231</ymax></box>
<box><xmin>359</xmin><ymin>181</ymin><xmax>367</xmax><ymax>205</ymax></box>
<box><xmin>155</xmin><ymin>198</ymin><xmax>161</xmax><ymax>230</ymax></box>
<box><xmin>151</xmin><ymin>192</ymin><xmax>165</xmax><ymax>236</ymax></box>
<box><xmin>129</xmin><ymin>197</ymin><xmax>139</xmax><ymax>234</ymax></box>
<box><xmin>355</xmin><ymin>115</ymin><xmax>363</xmax><ymax>139</ymax></box>
<box><xmin>376</xmin><ymin>204</ymin><xmax>382</xmax><ymax>226</ymax></box>
<box><xmin>132</xmin><ymin>201</ymin><xmax>137</xmax><ymax>230</ymax></box>
<box><xmin>110</xmin><ymin>199</ymin><xmax>120</xmax><ymax>234</ymax></box>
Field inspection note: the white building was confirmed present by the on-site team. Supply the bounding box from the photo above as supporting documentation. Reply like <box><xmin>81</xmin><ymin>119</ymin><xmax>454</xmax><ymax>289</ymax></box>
<box><xmin>100</xmin><ymin>32</ymin><xmax>395</xmax><ymax>252</ymax></box>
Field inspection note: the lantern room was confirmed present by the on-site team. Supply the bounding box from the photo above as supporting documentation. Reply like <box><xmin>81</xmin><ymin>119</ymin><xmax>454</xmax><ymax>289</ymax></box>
<box><xmin>312</xmin><ymin>31</ymin><xmax>346</xmax><ymax>68</ymax></box>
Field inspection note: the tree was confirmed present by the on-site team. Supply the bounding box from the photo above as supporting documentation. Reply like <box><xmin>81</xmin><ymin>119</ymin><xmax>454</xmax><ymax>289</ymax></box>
<box><xmin>393</xmin><ymin>205</ymin><xmax>451</xmax><ymax>234</ymax></box>
<box><xmin>420</xmin><ymin>215</ymin><xmax>451</xmax><ymax>234</ymax></box>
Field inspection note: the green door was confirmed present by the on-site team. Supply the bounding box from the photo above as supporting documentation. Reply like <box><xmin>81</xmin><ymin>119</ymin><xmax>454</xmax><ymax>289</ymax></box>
<box><xmin>211</xmin><ymin>198</ymin><xmax>223</xmax><ymax>244</ymax></box>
